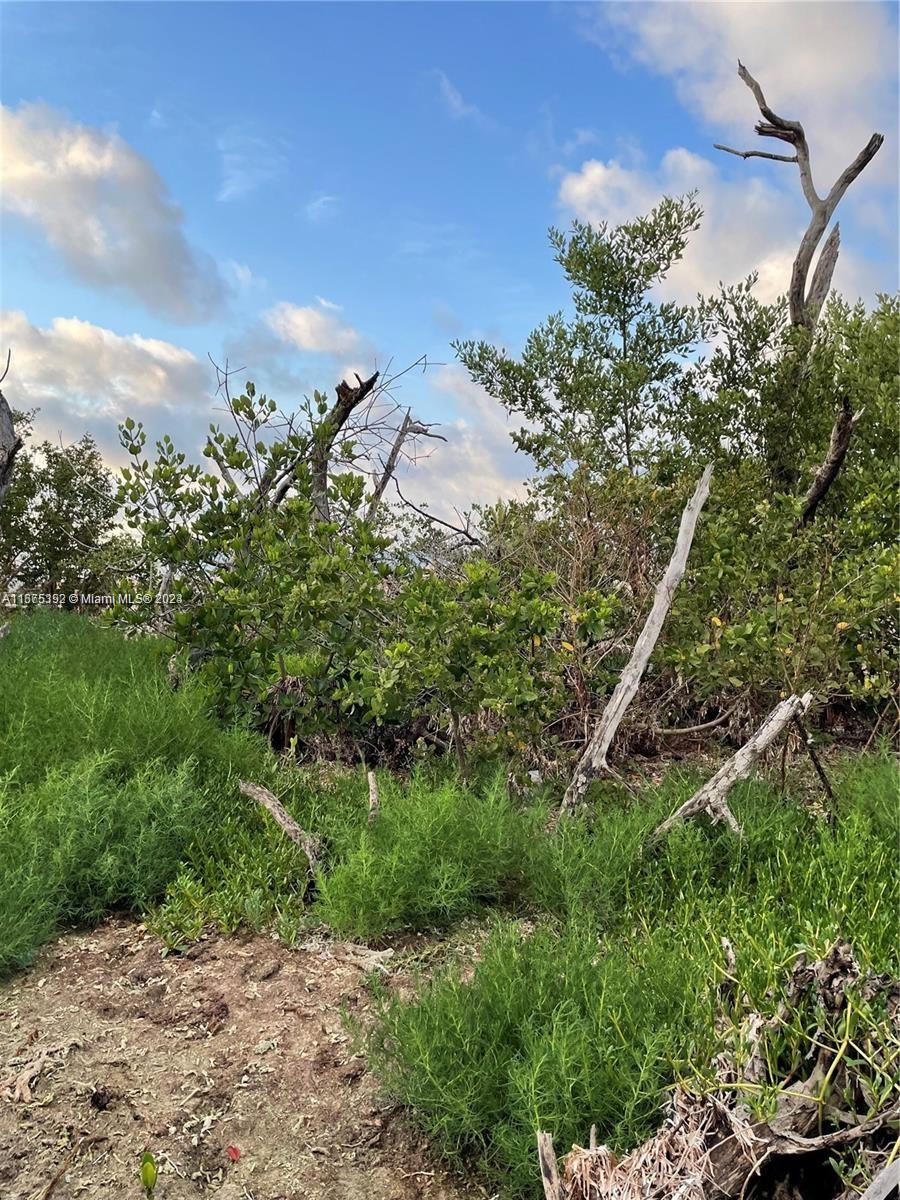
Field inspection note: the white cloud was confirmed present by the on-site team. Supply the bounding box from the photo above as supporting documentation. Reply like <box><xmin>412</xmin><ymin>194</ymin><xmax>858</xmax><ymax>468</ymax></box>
<box><xmin>400</xmin><ymin>365</ymin><xmax>526</xmax><ymax>515</ymax></box>
<box><xmin>265</xmin><ymin>301</ymin><xmax>364</xmax><ymax>355</ymax></box>
<box><xmin>558</xmin><ymin>147</ymin><xmax>882</xmax><ymax>305</ymax></box>
<box><xmin>0</xmin><ymin>309</ymin><xmax>211</xmax><ymax>460</ymax></box>
<box><xmin>305</xmin><ymin>193</ymin><xmax>338</xmax><ymax>222</ymax></box>
<box><xmin>433</xmin><ymin>70</ymin><xmax>494</xmax><ymax>129</ymax></box>
<box><xmin>315</xmin><ymin>295</ymin><xmax>342</xmax><ymax>312</ymax></box>
<box><xmin>225</xmin><ymin>260</ymin><xmax>265</xmax><ymax>290</ymax></box>
<box><xmin>586</xmin><ymin>1</ymin><xmax>898</xmax><ymax>187</ymax></box>
<box><xmin>1</xmin><ymin>103</ymin><xmax>226</xmax><ymax>323</ymax></box>
<box><xmin>217</xmin><ymin>126</ymin><xmax>287</xmax><ymax>202</ymax></box>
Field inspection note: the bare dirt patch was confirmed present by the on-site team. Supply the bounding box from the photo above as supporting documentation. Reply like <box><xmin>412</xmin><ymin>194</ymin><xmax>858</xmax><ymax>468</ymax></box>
<box><xmin>0</xmin><ymin>919</ymin><xmax>487</xmax><ymax>1200</ymax></box>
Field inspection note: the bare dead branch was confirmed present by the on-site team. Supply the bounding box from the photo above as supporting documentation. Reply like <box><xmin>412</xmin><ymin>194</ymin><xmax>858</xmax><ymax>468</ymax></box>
<box><xmin>556</xmin><ymin>464</ymin><xmax>713</xmax><ymax>820</ymax></box>
<box><xmin>714</xmin><ymin>143</ymin><xmax>798</xmax><ymax>164</ymax></box>
<box><xmin>393</xmin><ymin>478</ymin><xmax>482</xmax><ymax>545</ymax></box>
<box><xmin>653</xmin><ymin>691</ymin><xmax>814</xmax><ymax>839</ymax></box>
<box><xmin>798</xmin><ymin>397</ymin><xmax>863</xmax><ymax>526</ymax></box>
<box><xmin>716</xmin><ymin>62</ymin><xmax>884</xmax><ymax>328</ymax></box>
<box><xmin>238</xmin><ymin>781</ymin><xmax>320</xmax><ymax>874</ymax></box>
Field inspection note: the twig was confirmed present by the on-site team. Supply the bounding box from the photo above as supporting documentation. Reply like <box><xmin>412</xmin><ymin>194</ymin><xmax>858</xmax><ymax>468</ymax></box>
<box><xmin>238</xmin><ymin>781</ymin><xmax>320</xmax><ymax>873</ymax></box>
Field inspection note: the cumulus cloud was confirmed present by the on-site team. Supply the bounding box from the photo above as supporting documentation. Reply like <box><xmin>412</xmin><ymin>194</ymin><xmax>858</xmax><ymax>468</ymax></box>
<box><xmin>400</xmin><ymin>365</ymin><xmax>526</xmax><ymax>515</ymax></box>
<box><xmin>558</xmin><ymin>147</ymin><xmax>882</xmax><ymax>305</ymax></box>
<box><xmin>265</xmin><ymin>300</ymin><xmax>364</xmax><ymax>356</ymax></box>
<box><xmin>1</xmin><ymin>103</ymin><xmax>226</xmax><ymax>323</ymax></box>
<box><xmin>584</xmin><ymin>1</ymin><xmax>898</xmax><ymax>188</ymax></box>
<box><xmin>0</xmin><ymin>309</ymin><xmax>212</xmax><ymax>462</ymax></box>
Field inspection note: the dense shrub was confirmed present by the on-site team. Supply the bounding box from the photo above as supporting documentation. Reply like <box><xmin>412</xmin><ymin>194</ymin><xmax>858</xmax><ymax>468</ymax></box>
<box><xmin>368</xmin><ymin>756</ymin><xmax>899</xmax><ymax>1196</ymax></box>
<box><xmin>315</xmin><ymin>772</ymin><xmax>532</xmax><ymax>938</ymax></box>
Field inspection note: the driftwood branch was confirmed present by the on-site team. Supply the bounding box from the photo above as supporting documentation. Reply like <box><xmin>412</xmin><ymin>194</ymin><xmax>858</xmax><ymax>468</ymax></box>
<box><xmin>716</xmin><ymin>62</ymin><xmax>884</xmax><ymax>328</ymax></box>
<box><xmin>798</xmin><ymin>397</ymin><xmax>863</xmax><ymax>527</ymax></box>
<box><xmin>556</xmin><ymin>464</ymin><xmax>713</xmax><ymax>819</ymax></box>
<box><xmin>238</xmin><ymin>781</ymin><xmax>320</xmax><ymax>873</ymax></box>
<box><xmin>653</xmin><ymin>691</ymin><xmax>813</xmax><ymax>838</ymax></box>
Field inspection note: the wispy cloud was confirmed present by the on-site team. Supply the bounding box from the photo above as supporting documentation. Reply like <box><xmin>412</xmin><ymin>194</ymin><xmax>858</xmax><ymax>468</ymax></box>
<box><xmin>305</xmin><ymin>193</ymin><xmax>338</xmax><ymax>222</ymax></box>
<box><xmin>217</xmin><ymin>126</ymin><xmax>287</xmax><ymax>202</ymax></box>
<box><xmin>433</xmin><ymin>70</ymin><xmax>495</xmax><ymax>130</ymax></box>
<box><xmin>1</xmin><ymin>102</ymin><xmax>225</xmax><ymax>322</ymax></box>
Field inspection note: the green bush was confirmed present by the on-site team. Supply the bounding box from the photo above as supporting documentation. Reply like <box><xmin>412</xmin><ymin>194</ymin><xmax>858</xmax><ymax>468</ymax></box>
<box><xmin>368</xmin><ymin>756</ymin><xmax>899</xmax><ymax>1196</ymax></box>
<box><xmin>0</xmin><ymin>610</ymin><xmax>282</xmax><ymax>970</ymax></box>
<box><xmin>315</xmin><ymin>772</ymin><xmax>532</xmax><ymax>939</ymax></box>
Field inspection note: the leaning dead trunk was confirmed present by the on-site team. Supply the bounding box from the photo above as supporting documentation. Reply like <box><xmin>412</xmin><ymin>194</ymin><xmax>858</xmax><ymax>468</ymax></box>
<box><xmin>797</xmin><ymin>396</ymin><xmax>863</xmax><ymax>527</ymax></box>
<box><xmin>556</xmin><ymin>465</ymin><xmax>713</xmax><ymax>821</ymax></box>
<box><xmin>653</xmin><ymin>691</ymin><xmax>813</xmax><ymax>839</ymax></box>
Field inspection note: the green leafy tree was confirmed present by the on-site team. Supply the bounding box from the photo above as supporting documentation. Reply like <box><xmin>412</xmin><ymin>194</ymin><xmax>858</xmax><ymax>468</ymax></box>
<box><xmin>456</xmin><ymin>196</ymin><xmax>701</xmax><ymax>479</ymax></box>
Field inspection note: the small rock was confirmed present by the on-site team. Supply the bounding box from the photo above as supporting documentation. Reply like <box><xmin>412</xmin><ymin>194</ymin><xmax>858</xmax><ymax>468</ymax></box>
<box><xmin>250</xmin><ymin>958</ymin><xmax>281</xmax><ymax>981</ymax></box>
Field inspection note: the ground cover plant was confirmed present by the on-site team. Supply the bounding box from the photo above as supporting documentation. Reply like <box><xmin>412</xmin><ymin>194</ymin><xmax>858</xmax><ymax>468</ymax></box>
<box><xmin>367</xmin><ymin>756</ymin><xmax>899</xmax><ymax>1196</ymax></box>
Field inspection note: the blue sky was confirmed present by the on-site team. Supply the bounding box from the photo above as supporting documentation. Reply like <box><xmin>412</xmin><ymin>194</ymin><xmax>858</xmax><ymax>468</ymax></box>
<box><xmin>2</xmin><ymin>1</ymin><xmax>898</xmax><ymax>509</ymax></box>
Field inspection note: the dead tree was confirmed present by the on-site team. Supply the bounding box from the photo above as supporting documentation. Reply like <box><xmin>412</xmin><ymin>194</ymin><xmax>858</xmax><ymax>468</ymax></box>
<box><xmin>653</xmin><ymin>691</ymin><xmax>813</xmax><ymax>839</ymax></box>
<box><xmin>0</xmin><ymin>351</ymin><xmax>21</xmax><ymax>511</ymax></box>
<box><xmin>365</xmin><ymin>409</ymin><xmax>446</xmax><ymax>524</ymax></box>
<box><xmin>715</xmin><ymin>62</ymin><xmax>884</xmax><ymax>330</ymax></box>
<box><xmin>556</xmin><ymin>464</ymin><xmax>713</xmax><ymax>821</ymax></box>
<box><xmin>797</xmin><ymin>395</ymin><xmax>863</xmax><ymax>527</ymax></box>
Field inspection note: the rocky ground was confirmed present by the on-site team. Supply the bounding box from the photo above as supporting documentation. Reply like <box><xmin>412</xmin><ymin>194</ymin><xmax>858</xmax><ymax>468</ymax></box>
<box><xmin>0</xmin><ymin>919</ymin><xmax>489</xmax><ymax>1200</ymax></box>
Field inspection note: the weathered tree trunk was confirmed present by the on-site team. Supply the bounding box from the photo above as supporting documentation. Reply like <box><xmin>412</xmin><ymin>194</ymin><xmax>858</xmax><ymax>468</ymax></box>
<box><xmin>653</xmin><ymin>691</ymin><xmax>813</xmax><ymax>839</ymax></box>
<box><xmin>715</xmin><ymin>63</ymin><xmax>883</xmax><ymax>330</ymax></box>
<box><xmin>239</xmin><ymin>781</ymin><xmax>320</xmax><ymax>873</ymax></box>
<box><xmin>366</xmin><ymin>769</ymin><xmax>380</xmax><ymax>826</ymax></box>
<box><xmin>556</xmin><ymin>465</ymin><xmax>713</xmax><ymax>820</ymax></box>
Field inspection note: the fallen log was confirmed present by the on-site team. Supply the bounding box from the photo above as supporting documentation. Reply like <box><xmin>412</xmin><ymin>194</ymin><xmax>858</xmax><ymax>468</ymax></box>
<box><xmin>238</xmin><ymin>780</ymin><xmax>320</xmax><ymax>873</ymax></box>
<box><xmin>556</xmin><ymin>464</ymin><xmax>713</xmax><ymax>821</ymax></box>
<box><xmin>536</xmin><ymin>942</ymin><xmax>898</xmax><ymax>1199</ymax></box>
<box><xmin>653</xmin><ymin>691</ymin><xmax>813</xmax><ymax>839</ymax></box>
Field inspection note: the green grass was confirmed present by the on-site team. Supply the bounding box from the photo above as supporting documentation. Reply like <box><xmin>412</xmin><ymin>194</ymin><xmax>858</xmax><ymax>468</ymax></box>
<box><xmin>315</xmin><ymin>771</ymin><xmax>533</xmax><ymax>939</ymax></box>
<box><xmin>366</xmin><ymin>757</ymin><xmax>899</xmax><ymax>1196</ymax></box>
<box><xmin>3</xmin><ymin>611</ymin><xmax>896</xmax><ymax>1198</ymax></box>
<box><xmin>0</xmin><ymin>610</ymin><xmax>279</xmax><ymax>970</ymax></box>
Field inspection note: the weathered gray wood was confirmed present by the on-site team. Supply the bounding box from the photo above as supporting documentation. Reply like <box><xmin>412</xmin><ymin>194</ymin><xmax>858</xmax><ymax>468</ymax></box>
<box><xmin>857</xmin><ymin>1161</ymin><xmax>900</xmax><ymax>1200</ymax></box>
<box><xmin>715</xmin><ymin>62</ymin><xmax>883</xmax><ymax>329</ymax></box>
<box><xmin>536</xmin><ymin>1131</ymin><xmax>567</xmax><ymax>1200</ymax></box>
<box><xmin>653</xmin><ymin>691</ymin><xmax>813</xmax><ymax>838</ymax></box>
<box><xmin>366</xmin><ymin>769</ymin><xmax>379</xmax><ymax>826</ymax></box>
<box><xmin>238</xmin><ymin>781</ymin><xmax>320</xmax><ymax>873</ymax></box>
<box><xmin>0</xmin><ymin>360</ymin><xmax>21</xmax><ymax>510</ymax></box>
<box><xmin>557</xmin><ymin>464</ymin><xmax>713</xmax><ymax>819</ymax></box>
